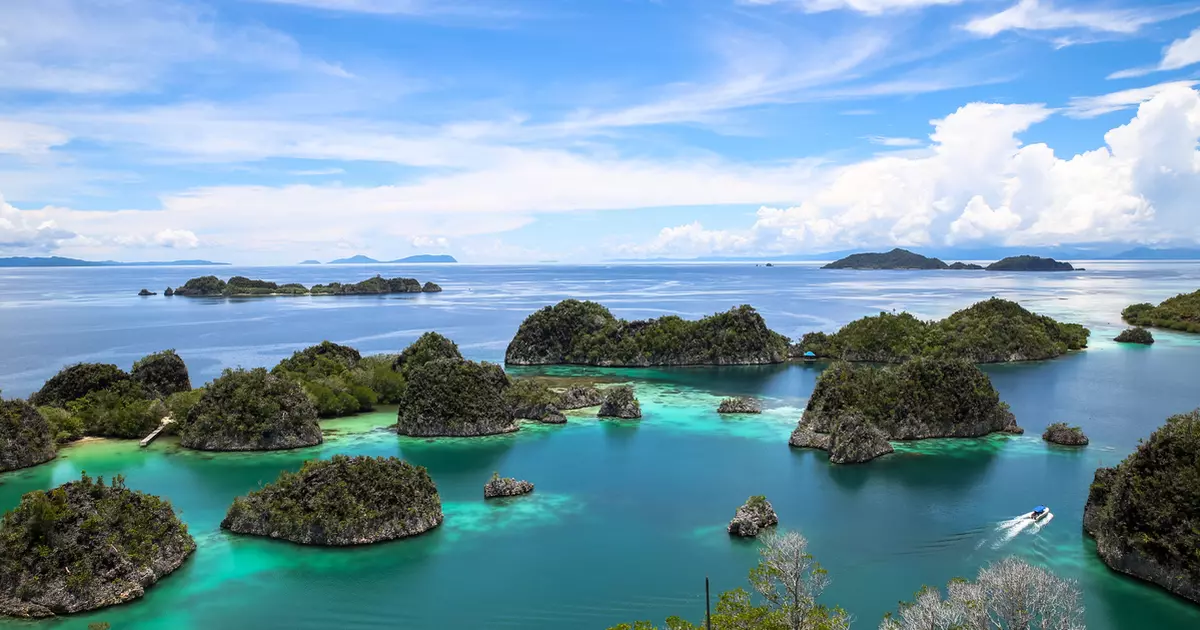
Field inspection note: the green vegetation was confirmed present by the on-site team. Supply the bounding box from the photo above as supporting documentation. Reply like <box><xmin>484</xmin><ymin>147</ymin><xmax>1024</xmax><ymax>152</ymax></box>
<box><xmin>131</xmin><ymin>349</ymin><xmax>192</xmax><ymax>398</ymax></box>
<box><xmin>797</xmin><ymin>298</ymin><xmax>1089</xmax><ymax>363</ymax></box>
<box><xmin>396</xmin><ymin>358</ymin><xmax>515</xmax><ymax>437</ymax></box>
<box><xmin>823</xmin><ymin>248</ymin><xmax>949</xmax><ymax>270</ymax></box>
<box><xmin>0</xmin><ymin>398</ymin><xmax>56</xmax><ymax>472</ymax></box>
<box><xmin>36</xmin><ymin>406</ymin><xmax>83</xmax><ymax>444</ymax></box>
<box><xmin>0</xmin><ymin>472</ymin><xmax>195</xmax><ymax>617</ymax></box>
<box><xmin>1123</xmin><ymin>290</ymin><xmax>1200</xmax><ymax>333</ymax></box>
<box><xmin>29</xmin><ymin>363</ymin><xmax>129</xmax><ymax>408</ymax></box>
<box><xmin>503</xmin><ymin>378</ymin><xmax>561</xmax><ymax>421</ymax></box>
<box><xmin>506</xmin><ymin>300</ymin><xmax>789</xmax><ymax>366</ymax></box>
<box><xmin>179</xmin><ymin>368</ymin><xmax>322</xmax><ymax>451</ymax></box>
<box><xmin>67</xmin><ymin>381</ymin><xmax>166</xmax><ymax>439</ymax></box>
<box><xmin>393</xmin><ymin>332</ymin><xmax>462</xmax><ymax>377</ymax></box>
<box><xmin>1042</xmin><ymin>422</ymin><xmax>1088</xmax><ymax>446</ymax></box>
<box><xmin>222</xmin><ymin>455</ymin><xmax>442</xmax><ymax>545</ymax></box>
<box><xmin>271</xmin><ymin>341</ymin><xmax>406</xmax><ymax>418</ymax></box>
<box><xmin>172</xmin><ymin>275</ymin><xmax>442</xmax><ymax>297</ymax></box>
<box><xmin>986</xmin><ymin>255</ymin><xmax>1075</xmax><ymax>271</ymax></box>
<box><xmin>1084</xmin><ymin>409</ymin><xmax>1200</xmax><ymax>602</ymax></box>
<box><xmin>1114</xmin><ymin>326</ymin><xmax>1155</xmax><ymax>344</ymax></box>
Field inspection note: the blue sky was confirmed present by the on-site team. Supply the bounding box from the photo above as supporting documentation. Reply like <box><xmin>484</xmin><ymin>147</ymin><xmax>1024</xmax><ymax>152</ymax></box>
<box><xmin>1</xmin><ymin>0</ymin><xmax>1199</xmax><ymax>263</ymax></box>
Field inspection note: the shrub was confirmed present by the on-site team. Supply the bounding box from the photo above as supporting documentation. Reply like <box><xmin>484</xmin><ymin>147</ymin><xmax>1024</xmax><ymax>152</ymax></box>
<box><xmin>68</xmin><ymin>381</ymin><xmax>165</xmax><ymax>439</ymax></box>
<box><xmin>37</xmin><ymin>406</ymin><xmax>84</xmax><ymax>444</ymax></box>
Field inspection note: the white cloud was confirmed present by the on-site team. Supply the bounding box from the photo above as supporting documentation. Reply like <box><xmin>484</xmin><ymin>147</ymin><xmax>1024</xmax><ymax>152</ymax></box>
<box><xmin>739</xmin><ymin>0</ymin><xmax>961</xmax><ymax>16</ymax></box>
<box><xmin>1109</xmin><ymin>27</ymin><xmax>1200</xmax><ymax>79</ymax></box>
<box><xmin>411</xmin><ymin>235</ymin><xmax>449</xmax><ymax>249</ymax></box>
<box><xmin>627</xmin><ymin>85</ymin><xmax>1200</xmax><ymax>257</ymax></box>
<box><xmin>0</xmin><ymin>195</ymin><xmax>76</xmax><ymax>251</ymax></box>
<box><xmin>0</xmin><ymin>120</ymin><xmax>70</xmax><ymax>156</ymax></box>
<box><xmin>249</xmin><ymin>0</ymin><xmax>515</xmax><ymax>17</ymax></box>
<box><xmin>867</xmin><ymin>135</ymin><xmax>924</xmax><ymax>147</ymax></box>
<box><xmin>964</xmin><ymin>0</ymin><xmax>1193</xmax><ymax>38</ymax></box>
<box><xmin>1064</xmin><ymin>80</ymin><xmax>1198</xmax><ymax>118</ymax></box>
<box><xmin>154</xmin><ymin>229</ymin><xmax>200</xmax><ymax>249</ymax></box>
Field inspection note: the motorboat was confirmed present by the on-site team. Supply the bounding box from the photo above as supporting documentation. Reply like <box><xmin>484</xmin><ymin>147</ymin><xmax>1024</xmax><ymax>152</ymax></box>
<box><xmin>1030</xmin><ymin>505</ymin><xmax>1051</xmax><ymax>521</ymax></box>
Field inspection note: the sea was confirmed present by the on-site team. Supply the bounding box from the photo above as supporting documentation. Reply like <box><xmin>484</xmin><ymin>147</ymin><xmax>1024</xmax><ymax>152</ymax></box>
<box><xmin>0</xmin><ymin>262</ymin><xmax>1198</xmax><ymax>629</ymax></box>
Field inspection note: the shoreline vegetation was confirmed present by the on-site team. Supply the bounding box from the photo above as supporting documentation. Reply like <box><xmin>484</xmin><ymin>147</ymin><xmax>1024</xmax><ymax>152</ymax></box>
<box><xmin>822</xmin><ymin>248</ymin><xmax>1077</xmax><ymax>271</ymax></box>
<box><xmin>1122</xmin><ymin>290</ymin><xmax>1200</xmax><ymax>333</ymax></box>
<box><xmin>165</xmin><ymin>275</ymin><xmax>442</xmax><ymax>298</ymax></box>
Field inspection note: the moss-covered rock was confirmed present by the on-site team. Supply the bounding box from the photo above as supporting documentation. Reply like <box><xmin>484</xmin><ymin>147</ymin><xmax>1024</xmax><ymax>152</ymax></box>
<box><xmin>827</xmin><ymin>414</ymin><xmax>894</xmax><ymax>464</ymax></box>
<box><xmin>717</xmin><ymin>397</ymin><xmax>762</xmax><ymax>414</ymax></box>
<box><xmin>180</xmin><ymin>368</ymin><xmax>321</xmax><ymax>451</ymax></box>
<box><xmin>727</xmin><ymin>495</ymin><xmax>778</xmax><ymax>537</ymax></box>
<box><xmin>503</xmin><ymin>379</ymin><xmax>564</xmax><ymax>423</ymax></box>
<box><xmin>1123</xmin><ymin>290</ymin><xmax>1200</xmax><ymax>334</ymax></box>
<box><xmin>1042</xmin><ymin>422</ymin><xmax>1088</xmax><ymax>446</ymax></box>
<box><xmin>1083</xmin><ymin>409</ymin><xmax>1200</xmax><ymax>604</ymax></box>
<box><xmin>1114</xmin><ymin>326</ymin><xmax>1155</xmax><ymax>345</ymax></box>
<box><xmin>29</xmin><ymin>363</ymin><xmax>130</xmax><ymax>408</ymax></box>
<box><xmin>221</xmin><ymin>455</ymin><xmax>442</xmax><ymax>546</ymax></box>
<box><xmin>393</xmin><ymin>332</ymin><xmax>463</xmax><ymax>377</ymax></box>
<box><xmin>790</xmin><ymin>359</ymin><xmax>1020</xmax><ymax>462</ymax></box>
<box><xmin>396</xmin><ymin>359</ymin><xmax>516</xmax><ymax>437</ymax></box>
<box><xmin>598</xmin><ymin>385</ymin><xmax>641</xmax><ymax>419</ymax></box>
<box><xmin>0</xmin><ymin>399</ymin><xmax>56</xmax><ymax>472</ymax></box>
<box><xmin>797</xmin><ymin>298</ymin><xmax>1089</xmax><ymax>364</ymax></box>
<box><xmin>131</xmin><ymin>350</ymin><xmax>192</xmax><ymax>398</ymax></box>
<box><xmin>556</xmin><ymin>385</ymin><xmax>604</xmax><ymax>410</ymax></box>
<box><xmin>484</xmin><ymin>472</ymin><xmax>534</xmax><ymax>499</ymax></box>
<box><xmin>0</xmin><ymin>473</ymin><xmax>194</xmax><ymax>618</ymax></box>
<box><xmin>505</xmin><ymin>300</ymin><xmax>789</xmax><ymax>366</ymax></box>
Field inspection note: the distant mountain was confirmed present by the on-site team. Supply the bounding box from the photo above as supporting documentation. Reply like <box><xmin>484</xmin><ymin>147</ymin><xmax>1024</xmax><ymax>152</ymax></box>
<box><xmin>823</xmin><ymin>248</ymin><xmax>949</xmax><ymax>270</ymax></box>
<box><xmin>326</xmin><ymin>254</ymin><xmax>457</xmax><ymax>264</ymax></box>
<box><xmin>0</xmin><ymin>256</ymin><xmax>229</xmax><ymax>268</ymax></box>
<box><xmin>1109</xmin><ymin>247</ymin><xmax>1200</xmax><ymax>260</ymax></box>
<box><xmin>298</xmin><ymin>259</ymin><xmax>322</xmax><ymax>265</ymax></box>
<box><xmin>611</xmin><ymin>242</ymin><xmax>1200</xmax><ymax>263</ymax></box>
<box><xmin>986</xmin><ymin>255</ymin><xmax>1075</xmax><ymax>272</ymax></box>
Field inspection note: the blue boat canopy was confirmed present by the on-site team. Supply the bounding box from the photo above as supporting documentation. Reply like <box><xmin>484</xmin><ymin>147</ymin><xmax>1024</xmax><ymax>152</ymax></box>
<box><xmin>804</xmin><ymin>351</ymin><xmax>816</xmax><ymax>357</ymax></box>
<box><xmin>1033</xmin><ymin>505</ymin><xmax>1047</xmax><ymax>512</ymax></box>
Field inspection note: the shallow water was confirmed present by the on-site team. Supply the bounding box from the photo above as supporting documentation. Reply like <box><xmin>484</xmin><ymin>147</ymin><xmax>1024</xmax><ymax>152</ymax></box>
<box><xmin>1</xmin><ymin>262</ymin><xmax>1199</xmax><ymax>629</ymax></box>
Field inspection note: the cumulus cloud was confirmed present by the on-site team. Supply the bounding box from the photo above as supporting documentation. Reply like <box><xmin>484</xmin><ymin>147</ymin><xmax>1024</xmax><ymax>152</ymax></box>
<box><xmin>1109</xmin><ymin>27</ymin><xmax>1200</xmax><ymax>79</ymax></box>
<box><xmin>628</xmin><ymin>85</ymin><xmax>1200</xmax><ymax>257</ymax></box>
<box><xmin>154</xmin><ymin>229</ymin><xmax>200</xmax><ymax>248</ymax></box>
<box><xmin>0</xmin><ymin>195</ymin><xmax>77</xmax><ymax>251</ymax></box>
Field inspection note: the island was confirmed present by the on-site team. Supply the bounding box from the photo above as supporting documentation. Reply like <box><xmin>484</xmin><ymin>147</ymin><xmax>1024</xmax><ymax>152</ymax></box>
<box><xmin>221</xmin><ymin>455</ymin><xmax>442</xmax><ymax>545</ymax></box>
<box><xmin>137</xmin><ymin>288</ymin><xmax>156</xmax><ymax>296</ymax></box>
<box><xmin>1084</xmin><ymin>409</ymin><xmax>1200</xmax><ymax>604</ymax></box>
<box><xmin>0</xmin><ymin>398</ymin><xmax>56</xmax><ymax>472</ymax></box>
<box><xmin>170</xmin><ymin>274</ymin><xmax>443</xmax><ymax>297</ymax></box>
<box><xmin>1114</xmin><ymin>327</ymin><xmax>1154</xmax><ymax>345</ymax></box>
<box><xmin>504</xmin><ymin>379</ymin><xmax>566</xmax><ymax>424</ymax></box>
<box><xmin>789</xmin><ymin>358</ymin><xmax>1022</xmax><ymax>464</ymax></box>
<box><xmin>178</xmin><ymin>368</ymin><xmax>322</xmax><ymax>451</ymax></box>
<box><xmin>598</xmin><ymin>385</ymin><xmax>642</xmax><ymax>419</ymax></box>
<box><xmin>0</xmin><ymin>473</ymin><xmax>195</xmax><ymax>618</ymax></box>
<box><xmin>131</xmin><ymin>349</ymin><xmax>192</xmax><ymax>398</ymax></box>
<box><xmin>484</xmin><ymin>472</ymin><xmax>534</xmax><ymax>499</ymax></box>
<box><xmin>717</xmin><ymin>397</ymin><xmax>762</xmax><ymax>414</ymax></box>
<box><xmin>505</xmin><ymin>300</ymin><xmax>789</xmax><ymax>366</ymax></box>
<box><xmin>0</xmin><ymin>256</ymin><xmax>227</xmax><ymax>268</ymax></box>
<box><xmin>298</xmin><ymin>259</ymin><xmax>321</xmax><ymax>265</ymax></box>
<box><xmin>985</xmin><ymin>255</ymin><xmax>1075</xmax><ymax>271</ymax></box>
<box><xmin>396</xmin><ymin>358</ymin><xmax>517</xmax><ymax>437</ymax></box>
<box><xmin>1122</xmin><ymin>290</ymin><xmax>1200</xmax><ymax>333</ymax></box>
<box><xmin>327</xmin><ymin>254</ymin><xmax>457</xmax><ymax>264</ymax></box>
<box><xmin>1043</xmin><ymin>422</ymin><xmax>1088</xmax><ymax>446</ymax></box>
<box><xmin>822</xmin><ymin>248</ymin><xmax>951</xmax><ymax>270</ymax></box>
<box><xmin>794</xmin><ymin>297</ymin><xmax>1089</xmax><ymax>363</ymax></box>
<box><xmin>727</xmin><ymin>495</ymin><xmax>778</xmax><ymax>537</ymax></box>
<box><xmin>556</xmin><ymin>385</ymin><xmax>604</xmax><ymax>409</ymax></box>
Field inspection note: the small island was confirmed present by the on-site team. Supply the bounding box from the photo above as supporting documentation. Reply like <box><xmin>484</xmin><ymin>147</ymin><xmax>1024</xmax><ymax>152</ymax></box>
<box><xmin>396</xmin><ymin>358</ymin><xmax>517</xmax><ymax>437</ymax></box>
<box><xmin>794</xmin><ymin>297</ymin><xmax>1089</xmax><ymax>364</ymax></box>
<box><xmin>170</xmin><ymin>274</ymin><xmax>443</xmax><ymax>297</ymax></box>
<box><xmin>985</xmin><ymin>255</ymin><xmax>1075</xmax><ymax>271</ymax></box>
<box><xmin>717</xmin><ymin>397</ymin><xmax>762</xmax><ymax>414</ymax></box>
<box><xmin>504</xmin><ymin>379</ymin><xmax>566</xmax><ymax>424</ymax></box>
<box><xmin>0</xmin><ymin>473</ymin><xmax>195</xmax><ymax>618</ymax></box>
<box><xmin>1084</xmin><ymin>409</ymin><xmax>1200</xmax><ymax>604</ymax></box>
<box><xmin>727</xmin><ymin>495</ymin><xmax>778</xmax><ymax>537</ymax></box>
<box><xmin>131</xmin><ymin>349</ymin><xmax>192</xmax><ymax>398</ymax></box>
<box><xmin>179</xmin><ymin>368</ymin><xmax>322</xmax><ymax>451</ymax></box>
<box><xmin>484</xmin><ymin>472</ymin><xmax>534</xmax><ymax>499</ymax></box>
<box><xmin>0</xmin><ymin>398</ymin><xmax>56</xmax><ymax>472</ymax></box>
<box><xmin>222</xmin><ymin>455</ymin><xmax>443</xmax><ymax>545</ymax></box>
<box><xmin>556</xmin><ymin>385</ymin><xmax>604</xmax><ymax>410</ymax></box>
<box><xmin>1114</xmin><ymin>327</ymin><xmax>1155</xmax><ymax>345</ymax></box>
<box><xmin>789</xmin><ymin>358</ymin><xmax>1021</xmax><ymax>464</ymax></box>
<box><xmin>137</xmin><ymin>288</ymin><xmax>156</xmax><ymax>296</ymax></box>
<box><xmin>505</xmin><ymin>300</ymin><xmax>789</xmax><ymax>366</ymax></box>
<box><xmin>598</xmin><ymin>385</ymin><xmax>641</xmax><ymax>419</ymax></box>
<box><xmin>1042</xmin><ymin>422</ymin><xmax>1088</xmax><ymax>446</ymax></box>
<box><xmin>1123</xmin><ymin>290</ymin><xmax>1200</xmax><ymax>333</ymax></box>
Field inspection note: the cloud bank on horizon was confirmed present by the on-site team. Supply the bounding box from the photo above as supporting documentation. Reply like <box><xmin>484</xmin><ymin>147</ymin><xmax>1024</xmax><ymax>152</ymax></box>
<box><xmin>0</xmin><ymin>0</ymin><xmax>1198</xmax><ymax>263</ymax></box>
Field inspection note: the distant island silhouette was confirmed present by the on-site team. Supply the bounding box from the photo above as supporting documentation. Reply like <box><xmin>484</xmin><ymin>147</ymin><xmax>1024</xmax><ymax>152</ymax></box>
<box><xmin>0</xmin><ymin>256</ymin><xmax>228</xmax><ymax>268</ymax></box>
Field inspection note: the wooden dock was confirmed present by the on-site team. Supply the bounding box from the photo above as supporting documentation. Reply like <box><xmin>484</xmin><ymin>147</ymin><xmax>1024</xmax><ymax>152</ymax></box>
<box><xmin>140</xmin><ymin>417</ymin><xmax>174</xmax><ymax>447</ymax></box>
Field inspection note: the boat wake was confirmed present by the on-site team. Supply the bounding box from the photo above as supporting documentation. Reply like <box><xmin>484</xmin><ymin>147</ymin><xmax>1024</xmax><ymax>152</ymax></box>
<box><xmin>989</xmin><ymin>510</ymin><xmax>1053</xmax><ymax>549</ymax></box>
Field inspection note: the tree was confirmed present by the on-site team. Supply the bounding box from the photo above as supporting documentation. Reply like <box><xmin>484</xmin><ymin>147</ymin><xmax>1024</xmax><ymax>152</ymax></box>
<box><xmin>880</xmin><ymin>557</ymin><xmax>1084</xmax><ymax>630</ymax></box>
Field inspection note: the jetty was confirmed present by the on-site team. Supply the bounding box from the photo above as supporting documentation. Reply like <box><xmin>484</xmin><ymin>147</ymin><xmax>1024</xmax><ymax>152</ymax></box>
<box><xmin>140</xmin><ymin>417</ymin><xmax>175</xmax><ymax>447</ymax></box>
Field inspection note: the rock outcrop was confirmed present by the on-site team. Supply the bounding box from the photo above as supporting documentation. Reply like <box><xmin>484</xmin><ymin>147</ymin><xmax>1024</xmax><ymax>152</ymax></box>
<box><xmin>556</xmin><ymin>386</ymin><xmax>604</xmax><ymax>409</ymax></box>
<box><xmin>179</xmin><ymin>368</ymin><xmax>322</xmax><ymax>451</ymax></box>
<box><xmin>137</xmin><ymin>288</ymin><xmax>155</xmax><ymax>296</ymax></box>
<box><xmin>789</xmin><ymin>359</ymin><xmax>1021</xmax><ymax>464</ymax></box>
<box><xmin>396</xmin><ymin>358</ymin><xmax>517</xmax><ymax>437</ymax></box>
<box><xmin>484</xmin><ymin>473</ymin><xmax>534</xmax><ymax>499</ymax></box>
<box><xmin>1083</xmin><ymin>409</ymin><xmax>1200</xmax><ymax>604</ymax></box>
<box><xmin>131</xmin><ymin>349</ymin><xmax>192</xmax><ymax>398</ymax></box>
<box><xmin>222</xmin><ymin>455</ymin><xmax>443</xmax><ymax>545</ymax></box>
<box><xmin>1042</xmin><ymin>422</ymin><xmax>1088</xmax><ymax>446</ymax></box>
<box><xmin>0</xmin><ymin>473</ymin><xmax>195</xmax><ymax>618</ymax></box>
<box><xmin>717</xmin><ymin>397</ymin><xmax>762</xmax><ymax>414</ymax></box>
<box><xmin>1114</xmin><ymin>327</ymin><xmax>1155</xmax><ymax>345</ymax></box>
<box><xmin>504</xmin><ymin>300</ymin><xmax>789</xmax><ymax>366</ymax></box>
<box><xmin>504</xmin><ymin>379</ymin><xmax>566</xmax><ymax>423</ymax></box>
<box><xmin>727</xmin><ymin>495</ymin><xmax>778</xmax><ymax>537</ymax></box>
<box><xmin>0</xmin><ymin>398</ymin><xmax>56</xmax><ymax>472</ymax></box>
<box><xmin>598</xmin><ymin>386</ymin><xmax>641</xmax><ymax>419</ymax></box>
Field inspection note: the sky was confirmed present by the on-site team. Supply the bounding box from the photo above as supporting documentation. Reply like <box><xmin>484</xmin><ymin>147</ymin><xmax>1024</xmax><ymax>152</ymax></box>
<box><xmin>1</xmin><ymin>0</ymin><xmax>1199</xmax><ymax>264</ymax></box>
